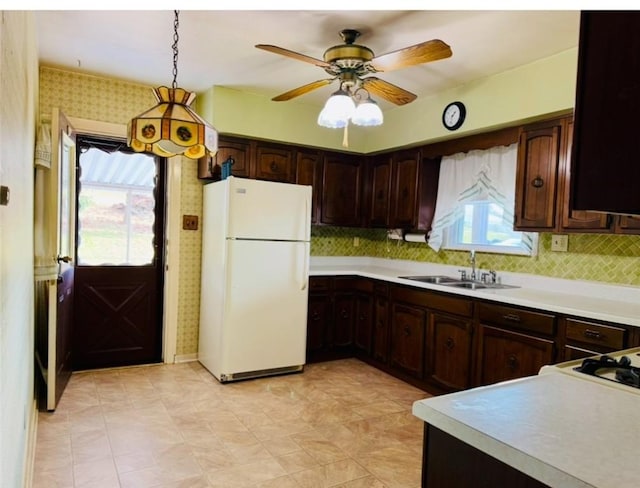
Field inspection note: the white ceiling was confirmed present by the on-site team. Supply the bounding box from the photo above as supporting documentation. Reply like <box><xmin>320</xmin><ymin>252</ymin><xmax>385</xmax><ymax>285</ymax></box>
<box><xmin>34</xmin><ymin>10</ymin><xmax>581</xmax><ymax>111</ymax></box>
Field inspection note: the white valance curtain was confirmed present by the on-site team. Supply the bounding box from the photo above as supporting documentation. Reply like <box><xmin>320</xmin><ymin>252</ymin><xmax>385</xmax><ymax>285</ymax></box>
<box><xmin>427</xmin><ymin>143</ymin><xmax>535</xmax><ymax>253</ymax></box>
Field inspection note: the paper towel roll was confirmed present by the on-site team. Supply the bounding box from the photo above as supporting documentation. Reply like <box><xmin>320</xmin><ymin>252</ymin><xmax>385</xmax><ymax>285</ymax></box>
<box><xmin>404</xmin><ymin>233</ymin><xmax>427</xmax><ymax>243</ymax></box>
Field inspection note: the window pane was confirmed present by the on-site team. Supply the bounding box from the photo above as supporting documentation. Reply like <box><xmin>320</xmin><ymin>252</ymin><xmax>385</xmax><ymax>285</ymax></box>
<box><xmin>77</xmin><ymin>149</ymin><xmax>156</xmax><ymax>265</ymax></box>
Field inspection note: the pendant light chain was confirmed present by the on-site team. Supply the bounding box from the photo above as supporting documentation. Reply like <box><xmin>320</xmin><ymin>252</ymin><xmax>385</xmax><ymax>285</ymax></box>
<box><xmin>172</xmin><ymin>10</ymin><xmax>180</xmax><ymax>89</ymax></box>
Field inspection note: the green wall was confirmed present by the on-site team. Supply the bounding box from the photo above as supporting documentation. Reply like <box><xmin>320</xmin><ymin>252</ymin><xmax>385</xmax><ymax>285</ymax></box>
<box><xmin>311</xmin><ymin>226</ymin><xmax>640</xmax><ymax>286</ymax></box>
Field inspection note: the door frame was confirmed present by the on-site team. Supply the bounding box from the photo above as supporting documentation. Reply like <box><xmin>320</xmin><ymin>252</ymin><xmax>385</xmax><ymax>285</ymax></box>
<box><xmin>68</xmin><ymin>116</ymin><xmax>181</xmax><ymax>364</ymax></box>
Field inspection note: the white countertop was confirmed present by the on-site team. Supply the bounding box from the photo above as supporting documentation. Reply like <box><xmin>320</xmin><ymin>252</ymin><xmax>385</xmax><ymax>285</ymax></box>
<box><xmin>412</xmin><ymin>373</ymin><xmax>640</xmax><ymax>488</ymax></box>
<box><xmin>309</xmin><ymin>256</ymin><xmax>640</xmax><ymax>327</ymax></box>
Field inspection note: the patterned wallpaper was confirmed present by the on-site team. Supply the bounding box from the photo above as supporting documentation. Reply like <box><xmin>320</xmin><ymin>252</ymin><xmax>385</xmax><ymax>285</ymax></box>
<box><xmin>312</xmin><ymin>226</ymin><xmax>640</xmax><ymax>286</ymax></box>
<box><xmin>39</xmin><ymin>66</ymin><xmax>640</xmax><ymax>360</ymax></box>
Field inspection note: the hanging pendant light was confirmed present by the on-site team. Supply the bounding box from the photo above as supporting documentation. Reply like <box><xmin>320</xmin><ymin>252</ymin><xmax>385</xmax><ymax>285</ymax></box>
<box><xmin>128</xmin><ymin>10</ymin><xmax>218</xmax><ymax>159</ymax></box>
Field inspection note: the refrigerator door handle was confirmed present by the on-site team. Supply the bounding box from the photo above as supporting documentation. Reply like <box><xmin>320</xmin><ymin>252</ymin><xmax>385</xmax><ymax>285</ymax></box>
<box><xmin>300</xmin><ymin>245</ymin><xmax>308</xmax><ymax>291</ymax></box>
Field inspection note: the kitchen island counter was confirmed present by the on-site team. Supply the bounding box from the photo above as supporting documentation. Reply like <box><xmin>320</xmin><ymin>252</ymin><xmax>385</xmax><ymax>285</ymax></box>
<box><xmin>412</xmin><ymin>372</ymin><xmax>640</xmax><ymax>488</ymax></box>
<box><xmin>309</xmin><ymin>256</ymin><xmax>640</xmax><ymax>328</ymax></box>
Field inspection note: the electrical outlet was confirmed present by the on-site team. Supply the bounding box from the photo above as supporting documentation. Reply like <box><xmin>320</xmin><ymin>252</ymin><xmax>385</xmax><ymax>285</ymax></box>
<box><xmin>353</xmin><ymin>237</ymin><xmax>360</xmax><ymax>247</ymax></box>
<box><xmin>551</xmin><ymin>234</ymin><xmax>568</xmax><ymax>252</ymax></box>
<box><xmin>182</xmin><ymin>215</ymin><xmax>199</xmax><ymax>231</ymax></box>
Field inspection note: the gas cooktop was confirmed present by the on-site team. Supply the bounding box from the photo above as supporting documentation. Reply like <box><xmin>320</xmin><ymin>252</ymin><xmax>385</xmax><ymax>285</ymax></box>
<box><xmin>539</xmin><ymin>347</ymin><xmax>640</xmax><ymax>394</ymax></box>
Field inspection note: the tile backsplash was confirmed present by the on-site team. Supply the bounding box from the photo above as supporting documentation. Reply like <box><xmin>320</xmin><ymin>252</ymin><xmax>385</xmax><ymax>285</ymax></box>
<box><xmin>311</xmin><ymin>226</ymin><xmax>640</xmax><ymax>286</ymax></box>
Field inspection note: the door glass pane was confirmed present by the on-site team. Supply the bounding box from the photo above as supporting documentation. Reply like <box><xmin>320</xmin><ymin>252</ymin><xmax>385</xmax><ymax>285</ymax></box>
<box><xmin>77</xmin><ymin>148</ymin><xmax>156</xmax><ymax>265</ymax></box>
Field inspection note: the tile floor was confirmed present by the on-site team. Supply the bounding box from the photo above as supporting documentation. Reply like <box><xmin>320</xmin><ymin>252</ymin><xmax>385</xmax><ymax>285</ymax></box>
<box><xmin>33</xmin><ymin>359</ymin><xmax>431</xmax><ymax>488</ymax></box>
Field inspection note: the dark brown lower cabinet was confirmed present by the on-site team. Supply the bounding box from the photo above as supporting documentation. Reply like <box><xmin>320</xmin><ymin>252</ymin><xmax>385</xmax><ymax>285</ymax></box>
<box><xmin>372</xmin><ymin>293</ymin><xmax>390</xmax><ymax>364</ymax></box>
<box><xmin>390</xmin><ymin>303</ymin><xmax>426</xmax><ymax>379</ymax></box>
<box><xmin>476</xmin><ymin>325</ymin><xmax>554</xmax><ymax>386</ymax></box>
<box><xmin>422</xmin><ymin>424</ymin><xmax>550</xmax><ymax>488</ymax></box>
<box><xmin>427</xmin><ymin>312</ymin><xmax>474</xmax><ymax>391</ymax></box>
<box><xmin>306</xmin><ymin>288</ymin><xmax>331</xmax><ymax>363</ymax></box>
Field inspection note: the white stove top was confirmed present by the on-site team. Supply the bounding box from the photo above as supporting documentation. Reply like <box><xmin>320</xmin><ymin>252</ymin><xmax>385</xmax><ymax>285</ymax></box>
<box><xmin>539</xmin><ymin>347</ymin><xmax>640</xmax><ymax>394</ymax></box>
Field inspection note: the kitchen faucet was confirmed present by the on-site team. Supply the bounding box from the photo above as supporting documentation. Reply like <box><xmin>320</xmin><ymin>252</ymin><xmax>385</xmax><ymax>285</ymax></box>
<box><xmin>469</xmin><ymin>249</ymin><xmax>477</xmax><ymax>281</ymax></box>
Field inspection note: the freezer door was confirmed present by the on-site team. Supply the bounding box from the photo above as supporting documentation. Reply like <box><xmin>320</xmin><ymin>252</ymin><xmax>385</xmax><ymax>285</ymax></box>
<box><xmin>226</xmin><ymin>177</ymin><xmax>311</xmax><ymax>241</ymax></box>
<box><xmin>220</xmin><ymin>239</ymin><xmax>309</xmax><ymax>376</ymax></box>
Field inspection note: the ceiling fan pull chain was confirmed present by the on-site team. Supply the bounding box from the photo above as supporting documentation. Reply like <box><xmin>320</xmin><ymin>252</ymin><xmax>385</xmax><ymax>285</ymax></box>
<box><xmin>342</xmin><ymin>125</ymin><xmax>349</xmax><ymax>148</ymax></box>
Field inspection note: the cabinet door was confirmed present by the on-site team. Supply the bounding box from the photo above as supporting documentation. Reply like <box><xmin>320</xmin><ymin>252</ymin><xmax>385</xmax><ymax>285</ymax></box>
<box><xmin>476</xmin><ymin>325</ymin><xmax>554</xmax><ymax>386</ymax></box>
<box><xmin>321</xmin><ymin>152</ymin><xmax>362</xmax><ymax>226</ymax></box>
<box><xmin>558</xmin><ymin>118</ymin><xmax>611</xmax><ymax>232</ymax></box>
<box><xmin>332</xmin><ymin>292</ymin><xmax>355</xmax><ymax>353</ymax></box>
<box><xmin>390</xmin><ymin>149</ymin><xmax>420</xmax><ymax>229</ymax></box>
<box><xmin>367</xmin><ymin>155</ymin><xmax>392</xmax><ymax>227</ymax></box>
<box><xmin>614</xmin><ymin>215</ymin><xmax>640</xmax><ymax>235</ymax></box>
<box><xmin>197</xmin><ymin>137</ymin><xmax>252</xmax><ymax>179</ymax></box>
<box><xmin>372</xmin><ymin>295</ymin><xmax>389</xmax><ymax>364</ymax></box>
<box><xmin>390</xmin><ymin>303</ymin><xmax>426</xmax><ymax>379</ymax></box>
<box><xmin>254</xmin><ymin>143</ymin><xmax>294</xmax><ymax>182</ymax></box>
<box><xmin>306</xmin><ymin>292</ymin><xmax>331</xmax><ymax>362</ymax></box>
<box><xmin>354</xmin><ymin>293</ymin><xmax>373</xmax><ymax>356</ymax></box>
<box><xmin>295</xmin><ymin>150</ymin><xmax>322</xmax><ymax>224</ymax></box>
<box><xmin>571</xmin><ymin>12</ymin><xmax>640</xmax><ymax>215</ymax></box>
<box><xmin>428</xmin><ymin>312</ymin><xmax>473</xmax><ymax>391</ymax></box>
<box><xmin>514</xmin><ymin>124</ymin><xmax>561</xmax><ymax>230</ymax></box>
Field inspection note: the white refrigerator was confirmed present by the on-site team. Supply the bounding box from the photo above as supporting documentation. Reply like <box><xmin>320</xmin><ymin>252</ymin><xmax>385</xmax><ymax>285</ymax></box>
<box><xmin>198</xmin><ymin>176</ymin><xmax>312</xmax><ymax>382</ymax></box>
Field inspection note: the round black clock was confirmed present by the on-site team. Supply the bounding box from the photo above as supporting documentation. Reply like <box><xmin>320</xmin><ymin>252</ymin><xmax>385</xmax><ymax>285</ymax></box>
<box><xmin>442</xmin><ymin>101</ymin><xmax>466</xmax><ymax>131</ymax></box>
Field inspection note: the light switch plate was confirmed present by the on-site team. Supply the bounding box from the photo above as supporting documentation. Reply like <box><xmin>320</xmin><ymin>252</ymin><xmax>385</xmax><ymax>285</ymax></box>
<box><xmin>551</xmin><ymin>234</ymin><xmax>568</xmax><ymax>252</ymax></box>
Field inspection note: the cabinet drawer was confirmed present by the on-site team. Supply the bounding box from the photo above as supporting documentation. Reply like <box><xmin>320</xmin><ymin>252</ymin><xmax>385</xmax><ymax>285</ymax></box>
<box><xmin>391</xmin><ymin>286</ymin><xmax>472</xmax><ymax>317</ymax></box>
<box><xmin>373</xmin><ymin>281</ymin><xmax>389</xmax><ymax>296</ymax></box>
<box><xmin>309</xmin><ymin>277</ymin><xmax>330</xmax><ymax>292</ymax></box>
<box><xmin>565</xmin><ymin>319</ymin><xmax>626</xmax><ymax>350</ymax></box>
<box><xmin>477</xmin><ymin>302</ymin><xmax>556</xmax><ymax>336</ymax></box>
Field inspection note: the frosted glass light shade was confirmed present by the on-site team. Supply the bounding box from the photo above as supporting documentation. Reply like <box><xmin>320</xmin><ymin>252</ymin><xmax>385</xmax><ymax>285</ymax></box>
<box><xmin>128</xmin><ymin>86</ymin><xmax>218</xmax><ymax>159</ymax></box>
<box><xmin>352</xmin><ymin>99</ymin><xmax>384</xmax><ymax>126</ymax></box>
<box><xmin>317</xmin><ymin>90</ymin><xmax>356</xmax><ymax>129</ymax></box>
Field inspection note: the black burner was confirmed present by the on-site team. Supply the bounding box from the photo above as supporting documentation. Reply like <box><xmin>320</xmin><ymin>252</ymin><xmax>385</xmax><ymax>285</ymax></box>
<box><xmin>574</xmin><ymin>354</ymin><xmax>640</xmax><ymax>389</ymax></box>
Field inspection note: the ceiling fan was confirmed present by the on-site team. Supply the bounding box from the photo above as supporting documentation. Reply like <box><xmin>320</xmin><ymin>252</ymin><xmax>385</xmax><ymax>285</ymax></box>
<box><xmin>256</xmin><ymin>29</ymin><xmax>453</xmax><ymax>106</ymax></box>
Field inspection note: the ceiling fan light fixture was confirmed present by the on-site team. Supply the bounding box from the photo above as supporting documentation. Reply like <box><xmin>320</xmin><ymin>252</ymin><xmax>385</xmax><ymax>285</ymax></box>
<box><xmin>351</xmin><ymin>94</ymin><xmax>383</xmax><ymax>127</ymax></box>
<box><xmin>317</xmin><ymin>88</ymin><xmax>356</xmax><ymax>128</ymax></box>
<box><xmin>127</xmin><ymin>11</ymin><xmax>218</xmax><ymax>160</ymax></box>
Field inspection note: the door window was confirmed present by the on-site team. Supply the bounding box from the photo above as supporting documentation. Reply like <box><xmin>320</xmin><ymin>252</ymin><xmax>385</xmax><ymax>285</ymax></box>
<box><xmin>77</xmin><ymin>143</ymin><xmax>157</xmax><ymax>265</ymax></box>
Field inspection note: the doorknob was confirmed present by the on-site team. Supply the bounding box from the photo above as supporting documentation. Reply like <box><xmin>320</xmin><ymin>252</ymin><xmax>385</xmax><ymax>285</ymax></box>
<box><xmin>56</xmin><ymin>255</ymin><xmax>72</xmax><ymax>264</ymax></box>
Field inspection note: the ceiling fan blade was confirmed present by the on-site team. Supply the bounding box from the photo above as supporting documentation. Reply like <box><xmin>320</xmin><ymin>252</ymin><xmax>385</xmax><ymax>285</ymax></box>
<box><xmin>361</xmin><ymin>77</ymin><xmax>417</xmax><ymax>106</ymax></box>
<box><xmin>370</xmin><ymin>39</ymin><xmax>452</xmax><ymax>72</ymax></box>
<box><xmin>256</xmin><ymin>44</ymin><xmax>332</xmax><ymax>68</ymax></box>
<box><xmin>272</xmin><ymin>79</ymin><xmax>335</xmax><ymax>102</ymax></box>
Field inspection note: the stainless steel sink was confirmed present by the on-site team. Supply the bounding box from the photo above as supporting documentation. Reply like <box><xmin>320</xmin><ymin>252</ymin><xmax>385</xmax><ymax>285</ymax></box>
<box><xmin>398</xmin><ymin>275</ymin><xmax>520</xmax><ymax>290</ymax></box>
<box><xmin>398</xmin><ymin>275</ymin><xmax>462</xmax><ymax>284</ymax></box>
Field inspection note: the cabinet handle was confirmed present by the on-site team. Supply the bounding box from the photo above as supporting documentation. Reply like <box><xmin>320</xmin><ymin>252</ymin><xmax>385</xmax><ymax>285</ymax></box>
<box><xmin>584</xmin><ymin>329</ymin><xmax>603</xmax><ymax>340</ymax></box>
<box><xmin>312</xmin><ymin>312</ymin><xmax>320</xmax><ymax>321</ymax></box>
<box><xmin>270</xmin><ymin>161</ymin><xmax>279</xmax><ymax>171</ymax></box>
<box><xmin>445</xmin><ymin>337</ymin><xmax>455</xmax><ymax>350</ymax></box>
<box><xmin>507</xmin><ymin>354</ymin><xmax>519</xmax><ymax>371</ymax></box>
<box><xmin>531</xmin><ymin>176</ymin><xmax>544</xmax><ymax>188</ymax></box>
<box><xmin>502</xmin><ymin>314</ymin><xmax>521</xmax><ymax>323</ymax></box>
<box><xmin>403</xmin><ymin>325</ymin><xmax>411</xmax><ymax>337</ymax></box>
<box><xmin>341</xmin><ymin>309</ymin><xmax>349</xmax><ymax>319</ymax></box>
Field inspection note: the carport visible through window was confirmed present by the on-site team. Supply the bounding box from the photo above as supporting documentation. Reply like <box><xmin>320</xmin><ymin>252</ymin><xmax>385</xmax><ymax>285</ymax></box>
<box><xmin>76</xmin><ymin>140</ymin><xmax>157</xmax><ymax>265</ymax></box>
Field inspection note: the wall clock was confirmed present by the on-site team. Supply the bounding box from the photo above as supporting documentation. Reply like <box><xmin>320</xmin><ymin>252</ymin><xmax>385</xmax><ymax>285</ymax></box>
<box><xmin>442</xmin><ymin>101</ymin><xmax>466</xmax><ymax>131</ymax></box>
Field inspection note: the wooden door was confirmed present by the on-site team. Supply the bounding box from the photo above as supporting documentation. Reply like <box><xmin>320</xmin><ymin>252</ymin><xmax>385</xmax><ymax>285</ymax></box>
<box><xmin>372</xmin><ymin>294</ymin><xmax>389</xmax><ymax>364</ymax></box>
<box><xmin>255</xmin><ymin>143</ymin><xmax>294</xmax><ymax>182</ymax></box>
<box><xmin>306</xmin><ymin>291</ymin><xmax>331</xmax><ymax>362</ymax></box>
<box><xmin>428</xmin><ymin>312</ymin><xmax>474</xmax><ymax>391</ymax></box>
<box><xmin>72</xmin><ymin>136</ymin><xmax>165</xmax><ymax>370</ymax></box>
<box><xmin>559</xmin><ymin>118</ymin><xmax>611</xmax><ymax>232</ymax></box>
<box><xmin>476</xmin><ymin>325</ymin><xmax>554</xmax><ymax>386</ymax></box>
<box><xmin>354</xmin><ymin>292</ymin><xmax>373</xmax><ymax>356</ymax></box>
<box><xmin>34</xmin><ymin>109</ymin><xmax>76</xmax><ymax>410</ymax></box>
<box><xmin>197</xmin><ymin>136</ymin><xmax>252</xmax><ymax>179</ymax></box>
<box><xmin>367</xmin><ymin>155</ymin><xmax>392</xmax><ymax>227</ymax></box>
<box><xmin>390</xmin><ymin>149</ymin><xmax>420</xmax><ymax>229</ymax></box>
<box><xmin>514</xmin><ymin>124</ymin><xmax>561</xmax><ymax>230</ymax></box>
<box><xmin>320</xmin><ymin>152</ymin><xmax>362</xmax><ymax>226</ymax></box>
<box><xmin>295</xmin><ymin>150</ymin><xmax>321</xmax><ymax>224</ymax></box>
<box><xmin>390</xmin><ymin>303</ymin><xmax>426</xmax><ymax>379</ymax></box>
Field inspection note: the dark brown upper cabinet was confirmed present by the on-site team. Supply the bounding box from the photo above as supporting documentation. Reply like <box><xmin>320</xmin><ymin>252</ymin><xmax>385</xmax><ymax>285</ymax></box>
<box><xmin>197</xmin><ymin>136</ymin><xmax>252</xmax><ymax>180</ymax></box>
<box><xmin>320</xmin><ymin>151</ymin><xmax>363</xmax><ymax>227</ymax></box>
<box><xmin>570</xmin><ymin>11</ymin><xmax>640</xmax><ymax>216</ymax></box>
<box><xmin>367</xmin><ymin>154</ymin><xmax>393</xmax><ymax>227</ymax></box>
<box><xmin>254</xmin><ymin>142</ymin><xmax>294</xmax><ymax>183</ymax></box>
<box><xmin>295</xmin><ymin>149</ymin><xmax>322</xmax><ymax>224</ymax></box>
